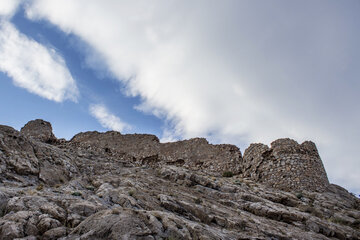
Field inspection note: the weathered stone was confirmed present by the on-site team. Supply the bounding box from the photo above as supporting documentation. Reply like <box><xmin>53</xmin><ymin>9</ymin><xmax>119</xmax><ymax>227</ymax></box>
<box><xmin>42</xmin><ymin>226</ymin><xmax>67</xmax><ymax>240</ymax></box>
<box><xmin>70</xmin><ymin>131</ymin><xmax>242</xmax><ymax>176</ymax></box>
<box><xmin>0</xmin><ymin>120</ymin><xmax>358</xmax><ymax>240</ymax></box>
<box><xmin>37</xmin><ymin>214</ymin><xmax>62</xmax><ymax>234</ymax></box>
<box><xmin>0</xmin><ymin>221</ymin><xmax>24</xmax><ymax>240</ymax></box>
<box><xmin>0</xmin><ymin>125</ymin><xmax>39</xmax><ymax>176</ymax></box>
<box><xmin>243</xmin><ymin>138</ymin><xmax>329</xmax><ymax>192</ymax></box>
<box><xmin>20</xmin><ymin>119</ymin><xmax>57</xmax><ymax>143</ymax></box>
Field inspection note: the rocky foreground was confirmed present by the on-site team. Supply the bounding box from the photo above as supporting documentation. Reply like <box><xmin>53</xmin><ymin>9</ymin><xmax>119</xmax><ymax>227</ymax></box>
<box><xmin>0</xmin><ymin>120</ymin><xmax>359</xmax><ymax>240</ymax></box>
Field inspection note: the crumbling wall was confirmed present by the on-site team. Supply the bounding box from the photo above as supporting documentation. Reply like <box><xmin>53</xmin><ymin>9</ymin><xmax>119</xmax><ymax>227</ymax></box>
<box><xmin>19</xmin><ymin>119</ymin><xmax>331</xmax><ymax>192</ymax></box>
<box><xmin>159</xmin><ymin>138</ymin><xmax>242</xmax><ymax>174</ymax></box>
<box><xmin>70</xmin><ymin>132</ymin><xmax>242</xmax><ymax>176</ymax></box>
<box><xmin>243</xmin><ymin>138</ymin><xmax>329</xmax><ymax>192</ymax></box>
<box><xmin>70</xmin><ymin>131</ymin><xmax>160</xmax><ymax>158</ymax></box>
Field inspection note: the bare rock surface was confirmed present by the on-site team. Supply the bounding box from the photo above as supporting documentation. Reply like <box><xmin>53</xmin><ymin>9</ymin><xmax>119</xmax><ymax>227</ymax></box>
<box><xmin>20</xmin><ymin>120</ymin><xmax>57</xmax><ymax>144</ymax></box>
<box><xmin>0</xmin><ymin>120</ymin><xmax>359</xmax><ymax>240</ymax></box>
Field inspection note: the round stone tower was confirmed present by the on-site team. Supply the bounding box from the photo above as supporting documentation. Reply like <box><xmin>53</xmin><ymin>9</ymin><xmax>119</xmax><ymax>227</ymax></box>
<box><xmin>242</xmin><ymin>138</ymin><xmax>329</xmax><ymax>192</ymax></box>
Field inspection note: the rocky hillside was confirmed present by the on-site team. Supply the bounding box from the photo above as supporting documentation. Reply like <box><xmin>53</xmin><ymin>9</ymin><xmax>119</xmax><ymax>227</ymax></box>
<box><xmin>0</xmin><ymin>119</ymin><xmax>359</xmax><ymax>240</ymax></box>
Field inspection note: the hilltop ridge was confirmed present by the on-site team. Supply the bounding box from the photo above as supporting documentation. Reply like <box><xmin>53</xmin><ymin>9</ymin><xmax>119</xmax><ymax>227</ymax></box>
<box><xmin>0</xmin><ymin>119</ymin><xmax>359</xmax><ymax>239</ymax></box>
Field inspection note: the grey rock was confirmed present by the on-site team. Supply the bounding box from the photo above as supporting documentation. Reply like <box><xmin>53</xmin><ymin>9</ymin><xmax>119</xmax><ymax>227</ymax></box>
<box><xmin>42</xmin><ymin>227</ymin><xmax>67</xmax><ymax>240</ymax></box>
<box><xmin>0</xmin><ymin>120</ymin><xmax>358</xmax><ymax>240</ymax></box>
<box><xmin>20</xmin><ymin>119</ymin><xmax>57</xmax><ymax>144</ymax></box>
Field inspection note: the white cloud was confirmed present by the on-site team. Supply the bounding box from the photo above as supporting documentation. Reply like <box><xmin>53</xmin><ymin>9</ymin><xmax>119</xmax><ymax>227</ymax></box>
<box><xmin>0</xmin><ymin>0</ymin><xmax>21</xmax><ymax>18</ymax></box>
<box><xmin>0</xmin><ymin>21</ymin><xmax>79</xmax><ymax>102</ymax></box>
<box><xmin>26</xmin><ymin>1</ymin><xmax>360</xmax><ymax>193</ymax></box>
<box><xmin>89</xmin><ymin>104</ymin><xmax>130</xmax><ymax>132</ymax></box>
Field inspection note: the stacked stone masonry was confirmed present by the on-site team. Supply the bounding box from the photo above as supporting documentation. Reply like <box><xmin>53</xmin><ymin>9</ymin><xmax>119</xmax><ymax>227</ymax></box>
<box><xmin>242</xmin><ymin>138</ymin><xmax>330</xmax><ymax>192</ymax></box>
<box><xmin>69</xmin><ymin>132</ymin><xmax>242</xmax><ymax>176</ymax></box>
<box><xmin>13</xmin><ymin>120</ymin><xmax>331</xmax><ymax>192</ymax></box>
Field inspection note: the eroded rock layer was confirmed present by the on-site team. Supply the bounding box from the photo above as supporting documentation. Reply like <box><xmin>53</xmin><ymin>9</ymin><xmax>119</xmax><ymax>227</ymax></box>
<box><xmin>0</xmin><ymin>120</ymin><xmax>358</xmax><ymax>240</ymax></box>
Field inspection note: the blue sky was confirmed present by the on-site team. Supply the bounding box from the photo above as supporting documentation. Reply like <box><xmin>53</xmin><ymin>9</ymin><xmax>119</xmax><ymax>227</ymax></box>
<box><xmin>0</xmin><ymin>0</ymin><xmax>359</xmax><ymax>195</ymax></box>
<box><xmin>0</xmin><ymin>3</ymin><xmax>163</xmax><ymax>138</ymax></box>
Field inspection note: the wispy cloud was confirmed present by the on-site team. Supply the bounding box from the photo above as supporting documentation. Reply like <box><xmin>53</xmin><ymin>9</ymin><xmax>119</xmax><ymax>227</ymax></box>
<box><xmin>0</xmin><ymin>21</ymin><xmax>79</xmax><ymax>102</ymax></box>
<box><xmin>89</xmin><ymin>104</ymin><xmax>130</xmax><ymax>132</ymax></box>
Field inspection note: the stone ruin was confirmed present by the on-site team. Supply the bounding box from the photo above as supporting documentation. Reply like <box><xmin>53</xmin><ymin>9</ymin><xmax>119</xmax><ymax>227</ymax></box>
<box><xmin>17</xmin><ymin>120</ymin><xmax>330</xmax><ymax>192</ymax></box>
<box><xmin>69</xmin><ymin>131</ymin><xmax>242</xmax><ymax>176</ymax></box>
<box><xmin>242</xmin><ymin>138</ymin><xmax>330</xmax><ymax>192</ymax></box>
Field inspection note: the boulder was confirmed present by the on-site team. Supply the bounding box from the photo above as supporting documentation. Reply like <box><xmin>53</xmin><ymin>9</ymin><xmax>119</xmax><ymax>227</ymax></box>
<box><xmin>20</xmin><ymin>119</ymin><xmax>57</xmax><ymax>143</ymax></box>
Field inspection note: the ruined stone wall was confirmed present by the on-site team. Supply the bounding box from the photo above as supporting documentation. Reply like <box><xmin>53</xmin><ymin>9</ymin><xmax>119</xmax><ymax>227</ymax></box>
<box><xmin>70</xmin><ymin>132</ymin><xmax>242</xmax><ymax>176</ymax></box>
<box><xmin>70</xmin><ymin>131</ymin><xmax>160</xmax><ymax>158</ymax></box>
<box><xmin>17</xmin><ymin>120</ymin><xmax>331</xmax><ymax>192</ymax></box>
<box><xmin>242</xmin><ymin>138</ymin><xmax>329</xmax><ymax>192</ymax></box>
<box><xmin>159</xmin><ymin>138</ymin><xmax>242</xmax><ymax>174</ymax></box>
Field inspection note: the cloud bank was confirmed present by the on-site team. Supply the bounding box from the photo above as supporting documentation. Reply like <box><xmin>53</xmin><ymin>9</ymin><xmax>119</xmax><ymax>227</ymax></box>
<box><xmin>0</xmin><ymin>0</ymin><xmax>22</xmax><ymax>18</ymax></box>
<box><xmin>89</xmin><ymin>104</ymin><xmax>130</xmax><ymax>132</ymax></box>
<box><xmin>0</xmin><ymin>21</ymin><xmax>79</xmax><ymax>102</ymax></box>
<box><xmin>25</xmin><ymin>1</ymin><xmax>360</xmax><ymax>193</ymax></box>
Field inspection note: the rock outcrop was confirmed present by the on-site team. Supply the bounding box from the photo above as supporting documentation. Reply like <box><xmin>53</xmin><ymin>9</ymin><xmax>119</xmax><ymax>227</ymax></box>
<box><xmin>0</xmin><ymin>120</ymin><xmax>359</xmax><ymax>240</ymax></box>
<box><xmin>20</xmin><ymin>119</ymin><xmax>57</xmax><ymax>144</ymax></box>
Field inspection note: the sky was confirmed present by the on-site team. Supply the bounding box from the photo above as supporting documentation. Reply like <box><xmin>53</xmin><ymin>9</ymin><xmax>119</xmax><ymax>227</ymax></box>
<box><xmin>0</xmin><ymin>0</ymin><xmax>359</xmax><ymax>195</ymax></box>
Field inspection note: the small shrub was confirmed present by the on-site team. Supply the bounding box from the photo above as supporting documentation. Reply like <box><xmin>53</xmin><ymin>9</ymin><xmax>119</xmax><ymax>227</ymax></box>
<box><xmin>85</xmin><ymin>186</ymin><xmax>95</xmax><ymax>191</ymax></box>
<box><xmin>330</xmin><ymin>217</ymin><xmax>348</xmax><ymax>226</ymax></box>
<box><xmin>128</xmin><ymin>190</ymin><xmax>135</xmax><ymax>197</ymax></box>
<box><xmin>299</xmin><ymin>205</ymin><xmax>323</xmax><ymax>219</ymax></box>
<box><xmin>234</xmin><ymin>180</ymin><xmax>242</xmax><ymax>185</ymax></box>
<box><xmin>71</xmin><ymin>192</ymin><xmax>82</xmax><ymax>197</ymax></box>
<box><xmin>112</xmin><ymin>208</ymin><xmax>121</xmax><ymax>215</ymax></box>
<box><xmin>295</xmin><ymin>192</ymin><xmax>303</xmax><ymax>199</ymax></box>
<box><xmin>194</xmin><ymin>198</ymin><xmax>202</xmax><ymax>204</ymax></box>
<box><xmin>36</xmin><ymin>184</ymin><xmax>44</xmax><ymax>191</ymax></box>
<box><xmin>222</xmin><ymin>171</ymin><xmax>234</xmax><ymax>178</ymax></box>
<box><xmin>27</xmin><ymin>189</ymin><xmax>37</xmax><ymax>196</ymax></box>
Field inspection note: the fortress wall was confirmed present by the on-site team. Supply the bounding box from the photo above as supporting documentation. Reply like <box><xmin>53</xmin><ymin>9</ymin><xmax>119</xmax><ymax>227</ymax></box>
<box><xmin>70</xmin><ymin>131</ymin><xmax>160</xmax><ymax>158</ymax></box>
<box><xmin>242</xmin><ymin>143</ymin><xmax>270</xmax><ymax>180</ymax></box>
<box><xmin>70</xmin><ymin>133</ymin><xmax>243</xmax><ymax>176</ymax></box>
<box><xmin>159</xmin><ymin>138</ymin><xmax>242</xmax><ymax>174</ymax></box>
<box><xmin>243</xmin><ymin>138</ymin><xmax>329</xmax><ymax>192</ymax></box>
<box><xmin>24</xmin><ymin>119</ymin><xmax>330</xmax><ymax>192</ymax></box>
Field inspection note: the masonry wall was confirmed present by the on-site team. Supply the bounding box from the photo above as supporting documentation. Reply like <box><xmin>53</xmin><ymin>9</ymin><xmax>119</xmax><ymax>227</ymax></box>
<box><xmin>50</xmin><ymin>122</ymin><xmax>330</xmax><ymax>192</ymax></box>
<box><xmin>242</xmin><ymin>138</ymin><xmax>330</xmax><ymax>192</ymax></box>
<box><xmin>70</xmin><ymin>131</ymin><xmax>160</xmax><ymax>158</ymax></box>
<box><xmin>69</xmin><ymin>132</ymin><xmax>243</xmax><ymax>176</ymax></box>
<box><xmin>159</xmin><ymin>138</ymin><xmax>242</xmax><ymax>174</ymax></box>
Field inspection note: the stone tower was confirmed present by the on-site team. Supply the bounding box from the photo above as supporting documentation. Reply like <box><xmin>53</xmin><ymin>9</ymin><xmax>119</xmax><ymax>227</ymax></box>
<box><xmin>242</xmin><ymin>138</ymin><xmax>329</xmax><ymax>192</ymax></box>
